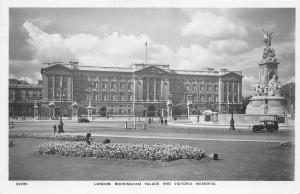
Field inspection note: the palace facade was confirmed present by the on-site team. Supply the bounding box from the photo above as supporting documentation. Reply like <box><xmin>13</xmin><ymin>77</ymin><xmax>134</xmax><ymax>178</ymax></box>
<box><xmin>40</xmin><ymin>62</ymin><xmax>243</xmax><ymax>118</ymax></box>
<box><xmin>9</xmin><ymin>79</ymin><xmax>43</xmax><ymax>117</ymax></box>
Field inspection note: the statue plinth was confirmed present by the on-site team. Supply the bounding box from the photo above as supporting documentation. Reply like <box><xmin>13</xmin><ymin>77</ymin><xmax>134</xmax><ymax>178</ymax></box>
<box><xmin>246</xmin><ymin>96</ymin><xmax>287</xmax><ymax>115</ymax></box>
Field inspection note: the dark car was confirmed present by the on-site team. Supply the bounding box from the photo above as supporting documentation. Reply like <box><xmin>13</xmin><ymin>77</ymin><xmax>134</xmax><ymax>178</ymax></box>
<box><xmin>78</xmin><ymin>118</ymin><xmax>89</xmax><ymax>123</ymax></box>
<box><xmin>252</xmin><ymin>120</ymin><xmax>278</xmax><ymax>133</ymax></box>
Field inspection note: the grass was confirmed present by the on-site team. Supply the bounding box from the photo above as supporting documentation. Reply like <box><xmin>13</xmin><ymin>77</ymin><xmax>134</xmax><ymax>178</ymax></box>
<box><xmin>9</xmin><ymin>137</ymin><xmax>294</xmax><ymax>180</ymax></box>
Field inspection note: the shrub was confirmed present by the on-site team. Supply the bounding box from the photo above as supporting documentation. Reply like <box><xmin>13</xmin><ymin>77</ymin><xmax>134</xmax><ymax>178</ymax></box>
<box><xmin>9</xmin><ymin>132</ymin><xmax>91</xmax><ymax>142</ymax></box>
<box><xmin>103</xmin><ymin>138</ymin><xmax>111</xmax><ymax>144</ymax></box>
<box><xmin>37</xmin><ymin>142</ymin><xmax>206</xmax><ymax>162</ymax></box>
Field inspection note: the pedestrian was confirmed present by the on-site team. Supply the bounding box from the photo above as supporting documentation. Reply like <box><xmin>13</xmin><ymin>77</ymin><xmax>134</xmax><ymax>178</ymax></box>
<box><xmin>229</xmin><ymin>113</ymin><xmax>235</xmax><ymax>130</ymax></box>
<box><xmin>164</xmin><ymin>118</ymin><xmax>168</xmax><ymax>126</ymax></box>
<box><xmin>86</xmin><ymin>130</ymin><xmax>92</xmax><ymax>145</ymax></box>
<box><xmin>53</xmin><ymin>123</ymin><xmax>57</xmax><ymax>134</ymax></box>
<box><xmin>160</xmin><ymin>117</ymin><xmax>164</xmax><ymax>125</ymax></box>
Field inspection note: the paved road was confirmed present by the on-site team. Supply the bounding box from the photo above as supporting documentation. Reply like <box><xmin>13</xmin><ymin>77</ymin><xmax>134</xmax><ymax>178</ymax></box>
<box><xmin>9</xmin><ymin>120</ymin><xmax>294</xmax><ymax>143</ymax></box>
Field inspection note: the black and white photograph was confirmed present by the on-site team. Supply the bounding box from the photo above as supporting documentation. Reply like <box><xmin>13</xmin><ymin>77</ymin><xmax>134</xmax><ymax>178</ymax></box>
<box><xmin>1</xmin><ymin>1</ymin><xmax>299</xmax><ymax>194</ymax></box>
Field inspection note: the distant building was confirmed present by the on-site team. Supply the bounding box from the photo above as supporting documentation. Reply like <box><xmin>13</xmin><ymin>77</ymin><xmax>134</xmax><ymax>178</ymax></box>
<box><xmin>40</xmin><ymin>62</ymin><xmax>243</xmax><ymax>118</ymax></box>
<box><xmin>9</xmin><ymin>79</ymin><xmax>43</xmax><ymax>117</ymax></box>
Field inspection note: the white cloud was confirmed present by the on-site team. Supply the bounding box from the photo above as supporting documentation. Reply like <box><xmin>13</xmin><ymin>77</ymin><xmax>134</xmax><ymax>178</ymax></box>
<box><xmin>23</xmin><ymin>21</ymin><xmax>174</xmax><ymax>67</ymax></box>
<box><xmin>181</xmin><ymin>10</ymin><xmax>248</xmax><ymax>38</ymax></box>
<box><xmin>208</xmin><ymin>39</ymin><xmax>249</xmax><ymax>54</ymax></box>
<box><xmin>29</xmin><ymin>17</ymin><xmax>54</xmax><ymax>29</ymax></box>
<box><xmin>174</xmin><ymin>44</ymin><xmax>225</xmax><ymax>70</ymax></box>
<box><xmin>9</xmin><ymin>74</ymin><xmax>36</xmax><ymax>84</ymax></box>
<box><xmin>9</xmin><ymin>59</ymin><xmax>42</xmax><ymax>83</ymax></box>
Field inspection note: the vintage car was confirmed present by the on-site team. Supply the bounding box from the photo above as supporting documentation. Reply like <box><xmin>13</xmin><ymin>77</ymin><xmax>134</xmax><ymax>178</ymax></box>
<box><xmin>252</xmin><ymin>120</ymin><xmax>278</xmax><ymax>133</ymax></box>
<box><xmin>77</xmin><ymin>117</ymin><xmax>90</xmax><ymax>123</ymax></box>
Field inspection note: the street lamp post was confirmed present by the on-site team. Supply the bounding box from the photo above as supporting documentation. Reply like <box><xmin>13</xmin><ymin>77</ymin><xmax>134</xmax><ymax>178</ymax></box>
<box><xmin>187</xmin><ymin>100</ymin><xmax>192</xmax><ymax>118</ymax></box>
<box><xmin>57</xmin><ymin>87</ymin><xmax>65</xmax><ymax>133</ymax></box>
<box><xmin>133</xmin><ymin>75</ymin><xmax>136</xmax><ymax>129</ymax></box>
<box><xmin>167</xmin><ymin>100</ymin><xmax>172</xmax><ymax>119</ymax></box>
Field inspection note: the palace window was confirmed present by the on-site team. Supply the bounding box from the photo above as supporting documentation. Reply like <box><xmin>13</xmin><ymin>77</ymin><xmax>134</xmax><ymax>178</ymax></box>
<box><xmin>93</xmin><ymin>93</ymin><xmax>98</xmax><ymax>101</ymax></box>
<box><xmin>111</xmin><ymin>93</ymin><xmax>117</xmax><ymax>101</ymax></box>
<box><xmin>118</xmin><ymin>109</ymin><xmax>122</xmax><ymax>114</ymax></box>
<box><xmin>199</xmin><ymin>95</ymin><xmax>204</xmax><ymax>102</ymax></box>
<box><xmin>192</xmin><ymin>95</ymin><xmax>196</xmax><ymax>102</ymax></box>
<box><xmin>128</xmin><ymin>82</ymin><xmax>133</xmax><ymax>90</ymax></box>
<box><xmin>102</xmin><ymin>82</ymin><xmax>107</xmax><ymax>89</ymax></box>
<box><xmin>214</xmin><ymin>85</ymin><xmax>218</xmax><ymax>92</ymax></box>
<box><xmin>185</xmin><ymin>84</ymin><xmax>190</xmax><ymax>91</ymax></box>
<box><xmin>207</xmin><ymin>94</ymin><xmax>212</xmax><ymax>102</ymax></box>
<box><xmin>207</xmin><ymin>85</ymin><xmax>211</xmax><ymax>92</ymax></box>
<box><xmin>199</xmin><ymin>85</ymin><xmax>204</xmax><ymax>91</ymax></box>
<box><xmin>128</xmin><ymin>93</ymin><xmax>133</xmax><ymax>101</ymax></box>
<box><xmin>192</xmin><ymin>85</ymin><xmax>197</xmax><ymax>92</ymax></box>
<box><xmin>94</xmin><ymin>82</ymin><xmax>98</xmax><ymax>89</ymax></box>
<box><xmin>102</xmin><ymin>93</ymin><xmax>107</xmax><ymax>101</ymax></box>
<box><xmin>214</xmin><ymin>95</ymin><xmax>219</xmax><ymax>102</ymax></box>
<box><xmin>111</xmin><ymin>82</ymin><xmax>116</xmax><ymax>90</ymax></box>
<box><xmin>120</xmin><ymin>93</ymin><xmax>125</xmax><ymax>101</ymax></box>
<box><xmin>119</xmin><ymin>82</ymin><xmax>125</xmax><ymax>91</ymax></box>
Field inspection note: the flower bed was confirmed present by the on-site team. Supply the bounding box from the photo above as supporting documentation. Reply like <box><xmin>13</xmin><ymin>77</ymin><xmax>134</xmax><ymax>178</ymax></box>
<box><xmin>37</xmin><ymin>142</ymin><xmax>206</xmax><ymax>162</ymax></box>
<box><xmin>9</xmin><ymin>132</ymin><xmax>89</xmax><ymax>142</ymax></box>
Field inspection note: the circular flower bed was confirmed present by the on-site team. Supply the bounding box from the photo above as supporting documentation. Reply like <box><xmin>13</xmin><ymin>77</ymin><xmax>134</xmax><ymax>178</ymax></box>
<box><xmin>9</xmin><ymin>132</ymin><xmax>89</xmax><ymax>142</ymax></box>
<box><xmin>37</xmin><ymin>142</ymin><xmax>206</xmax><ymax>162</ymax></box>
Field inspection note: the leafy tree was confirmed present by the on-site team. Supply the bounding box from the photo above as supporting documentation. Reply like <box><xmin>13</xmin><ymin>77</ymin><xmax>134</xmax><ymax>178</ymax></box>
<box><xmin>241</xmin><ymin>96</ymin><xmax>252</xmax><ymax>113</ymax></box>
<box><xmin>281</xmin><ymin>82</ymin><xmax>295</xmax><ymax>111</ymax></box>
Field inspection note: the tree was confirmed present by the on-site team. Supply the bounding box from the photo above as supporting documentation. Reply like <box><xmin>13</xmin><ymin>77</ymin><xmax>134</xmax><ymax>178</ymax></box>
<box><xmin>281</xmin><ymin>82</ymin><xmax>295</xmax><ymax>111</ymax></box>
<box><xmin>241</xmin><ymin>96</ymin><xmax>252</xmax><ymax>113</ymax></box>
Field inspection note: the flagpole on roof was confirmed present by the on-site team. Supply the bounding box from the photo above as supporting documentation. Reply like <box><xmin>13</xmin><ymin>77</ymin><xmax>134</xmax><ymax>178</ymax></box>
<box><xmin>145</xmin><ymin>41</ymin><xmax>148</xmax><ymax>65</ymax></box>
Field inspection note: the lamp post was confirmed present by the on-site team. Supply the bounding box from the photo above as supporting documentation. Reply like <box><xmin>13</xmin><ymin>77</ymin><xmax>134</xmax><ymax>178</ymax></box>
<box><xmin>133</xmin><ymin>75</ymin><xmax>136</xmax><ymax>129</ymax></box>
<box><xmin>34</xmin><ymin>100</ymin><xmax>38</xmax><ymax>119</ymax></box>
<box><xmin>167</xmin><ymin>100</ymin><xmax>172</xmax><ymax>119</ymax></box>
<box><xmin>85</xmin><ymin>84</ymin><xmax>97</xmax><ymax>121</ymax></box>
<box><xmin>57</xmin><ymin>87</ymin><xmax>65</xmax><ymax>133</ymax></box>
<box><xmin>187</xmin><ymin>100</ymin><xmax>192</xmax><ymax>118</ymax></box>
<box><xmin>186</xmin><ymin>94</ymin><xmax>192</xmax><ymax>118</ymax></box>
<box><xmin>49</xmin><ymin>101</ymin><xmax>55</xmax><ymax>119</ymax></box>
<box><xmin>71</xmin><ymin>101</ymin><xmax>78</xmax><ymax>120</ymax></box>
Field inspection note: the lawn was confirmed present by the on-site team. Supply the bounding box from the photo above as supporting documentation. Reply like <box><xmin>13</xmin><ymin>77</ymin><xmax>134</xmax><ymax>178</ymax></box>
<box><xmin>9</xmin><ymin>136</ymin><xmax>294</xmax><ymax>180</ymax></box>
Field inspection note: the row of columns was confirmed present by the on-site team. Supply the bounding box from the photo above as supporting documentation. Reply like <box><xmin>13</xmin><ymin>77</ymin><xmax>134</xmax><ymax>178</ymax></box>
<box><xmin>224</xmin><ymin>81</ymin><xmax>241</xmax><ymax>103</ymax></box>
<box><xmin>144</xmin><ymin>77</ymin><xmax>169</xmax><ymax>101</ymax></box>
<box><xmin>50</xmin><ymin>75</ymin><xmax>73</xmax><ymax>100</ymax></box>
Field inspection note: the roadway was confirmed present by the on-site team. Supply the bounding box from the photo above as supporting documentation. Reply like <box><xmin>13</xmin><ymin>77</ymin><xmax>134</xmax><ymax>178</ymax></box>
<box><xmin>9</xmin><ymin>119</ymin><xmax>294</xmax><ymax>143</ymax></box>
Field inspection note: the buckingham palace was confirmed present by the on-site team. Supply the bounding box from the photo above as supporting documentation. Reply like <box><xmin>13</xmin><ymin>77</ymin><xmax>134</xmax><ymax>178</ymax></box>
<box><xmin>40</xmin><ymin>61</ymin><xmax>243</xmax><ymax>118</ymax></box>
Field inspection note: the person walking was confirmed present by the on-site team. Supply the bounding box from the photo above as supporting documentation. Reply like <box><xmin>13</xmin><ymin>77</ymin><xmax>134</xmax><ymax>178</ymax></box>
<box><xmin>160</xmin><ymin>117</ymin><xmax>164</xmax><ymax>125</ymax></box>
<box><xmin>86</xmin><ymin>130</ymin><xmax>92</xmax><ymax>145</ymax></box>
<box><xmin>164</xmin><ymin>118</ymin><xmax>168</xmax><ymax>126</ymax></box>
<box><xmin>229</xmin><ymin>113</ymin><xmax>235</xmax><ymax>130</ymax></box>
<box><xmin>53</xmin><ymin>123</ymin><xmax>57</xmax><ymax>134</ymax></box>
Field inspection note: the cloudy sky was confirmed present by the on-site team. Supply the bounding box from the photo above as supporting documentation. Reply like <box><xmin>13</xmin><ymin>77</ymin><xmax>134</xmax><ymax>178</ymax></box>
<box><xmin>9</xmin><ymin>8</ymin><xmax>295</xmax><ymax>96</ymax></box>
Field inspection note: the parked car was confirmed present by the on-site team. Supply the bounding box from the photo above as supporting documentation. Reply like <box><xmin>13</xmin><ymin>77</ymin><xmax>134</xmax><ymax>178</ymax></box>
<box><xmin>77</xmin><ymin>118</ymin><xmax>89</xmax><ymax>123</ymax></box>
<box><xmin>252</xmin><ymin>120</ymin><xmax>278</xmax><ymax>133</ymax></box>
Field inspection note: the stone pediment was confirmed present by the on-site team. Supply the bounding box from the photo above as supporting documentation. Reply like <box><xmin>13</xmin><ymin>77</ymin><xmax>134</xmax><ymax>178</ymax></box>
<box><xmin>134</xmin><ymin>66</ymin><xmax>169</xmax><ymax>75</ymax></box>
<box><xmin>221</xmin><ymin>72</ymin><xmax>243</xmax><ymax>79</ymax></box>
<box><xmin>41</xmin><ymin>64</ymin><xmax>72</xmax><ymax>74</ymax></box>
